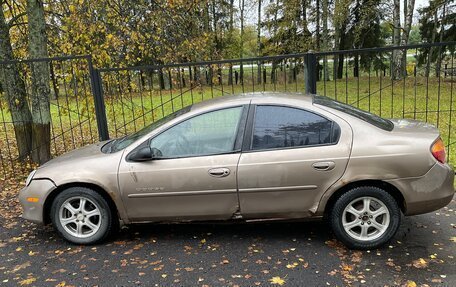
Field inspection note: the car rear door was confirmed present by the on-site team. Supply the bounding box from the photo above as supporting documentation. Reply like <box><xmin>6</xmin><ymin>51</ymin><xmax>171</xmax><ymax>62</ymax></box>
<box><xmin>237</xmin><ymin>101</ymin><xmax>352</xmax><ymax>218</ymax></box>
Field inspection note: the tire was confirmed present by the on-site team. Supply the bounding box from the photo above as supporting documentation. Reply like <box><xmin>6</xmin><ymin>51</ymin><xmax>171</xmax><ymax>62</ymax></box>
<box><xmin>329</xmin><ymin>186</ymin><xmax>401</xmax><ymax>250</ymax></box>
<box><xmin>50</xmin><ymin>187</ymin><xmax>116</xmax><ymax>244</ymax></box>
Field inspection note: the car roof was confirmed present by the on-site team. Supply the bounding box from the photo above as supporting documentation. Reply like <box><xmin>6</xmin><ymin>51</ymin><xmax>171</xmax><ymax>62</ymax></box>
<box><xmin>189</xmin><ymin>92</ymin><xmax>314</xmax><ymax>111</ymax></box>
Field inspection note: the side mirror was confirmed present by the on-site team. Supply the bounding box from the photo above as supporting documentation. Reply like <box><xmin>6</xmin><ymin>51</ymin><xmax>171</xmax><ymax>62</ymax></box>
<box><xmin>129</xmin><ymin>146</ymin><xmax>162</xmax><ymax>162</ymax></box>
<box><xmin>150</xmin><ymin>147</ymin><xmax>163</xmax><ymax>158</ymax></box>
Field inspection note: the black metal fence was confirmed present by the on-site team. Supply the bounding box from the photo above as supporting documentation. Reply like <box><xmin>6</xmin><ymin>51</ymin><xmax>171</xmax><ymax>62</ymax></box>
<box><xmin>0</xmin><ymin>55</ymin><xmax>99</xmax><ymax>178</ymax></box>
<box><xmin>1</xmin><ymin>42</ymin><xmax>455</xmax><ymax>178</ymax></box>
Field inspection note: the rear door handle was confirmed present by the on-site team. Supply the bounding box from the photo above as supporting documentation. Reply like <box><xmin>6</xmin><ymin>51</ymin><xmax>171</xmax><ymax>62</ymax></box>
<box><xmin>208</xmin><ymin>168</ymin><xmax>230</xmax><ymax>178</ymax></box>
<box><xmin>312</xmin><ymin>161</ymin><xmax>335</xmax><ymax>171</ymax></box>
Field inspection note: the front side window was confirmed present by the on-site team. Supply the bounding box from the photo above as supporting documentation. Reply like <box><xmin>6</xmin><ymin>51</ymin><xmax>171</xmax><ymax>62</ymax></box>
<box><xmin>109</xmin><ymin>106</ymin><xmax>192</xmax><ymax>153</ymax></box>
<box><xmin>149</xmin><ymin>106</ymin><xmax>244</xmax><ymax>158</ymax></box>
<box><xmin>251</xmin><ymin>105</ymin><xmax>338</xmax><ymax>150</ymax></box>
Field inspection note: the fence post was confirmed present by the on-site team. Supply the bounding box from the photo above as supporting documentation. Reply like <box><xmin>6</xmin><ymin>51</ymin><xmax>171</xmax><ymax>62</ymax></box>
<box><xmin>88</xmin><ymin>58</ymin><xmax>109</xmax><ymax>141</ymax></box>
<box><xmin>304</xmin><ymin>52</ymin><xmax>317</xmax><ymax>94</ymax></box>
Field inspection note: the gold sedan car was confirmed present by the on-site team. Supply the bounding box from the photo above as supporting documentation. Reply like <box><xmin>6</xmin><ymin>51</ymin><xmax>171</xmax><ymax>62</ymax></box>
<box><xmin>19</xmin><ymin>93</ymin><xmax>455</xmax><ymax>249</ymax></box>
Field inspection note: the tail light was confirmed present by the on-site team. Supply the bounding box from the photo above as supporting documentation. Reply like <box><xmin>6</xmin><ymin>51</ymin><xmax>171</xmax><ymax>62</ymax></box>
<box><xmin>431</xmin><ymin>138</ymin><xmax>446</xmax><ymax>164</ymax></box>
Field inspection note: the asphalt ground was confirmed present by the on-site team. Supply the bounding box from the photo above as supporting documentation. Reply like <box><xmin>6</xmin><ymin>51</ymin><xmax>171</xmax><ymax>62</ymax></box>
<box><xmin>0</xmin><ymin>197</ymin><xmax>454</xmax><ymax>287</ymax></box>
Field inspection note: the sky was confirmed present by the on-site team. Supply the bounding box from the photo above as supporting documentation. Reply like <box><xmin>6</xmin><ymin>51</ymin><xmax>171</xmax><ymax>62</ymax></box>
<box><xmin>412</xmin><ymin>0</ymin><xmax>431</xmax><ymax>24</ymax></box>
<box><xmin>246</xmin><ymin>0</ymin><xmax>433</xmax><ymax>26</ymax></box>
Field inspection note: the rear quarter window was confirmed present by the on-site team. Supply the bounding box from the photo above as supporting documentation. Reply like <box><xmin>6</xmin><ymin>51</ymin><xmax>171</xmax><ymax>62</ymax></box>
<box><xmin>313</xmin><ymin>95</ymin><xmax>394</xmax><ymax>131</ymax></box>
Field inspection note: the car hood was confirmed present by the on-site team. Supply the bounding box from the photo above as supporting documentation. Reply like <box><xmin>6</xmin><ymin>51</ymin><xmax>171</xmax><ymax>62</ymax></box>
<box><xmin>33</xmin><ymin>140</ymin><xmax>124</xmax><ymax>187</ymax></box>
<box><xmin>39</xmin><ymin>141</ymin><xmax>108</xmax><ymax>169</ymax></box>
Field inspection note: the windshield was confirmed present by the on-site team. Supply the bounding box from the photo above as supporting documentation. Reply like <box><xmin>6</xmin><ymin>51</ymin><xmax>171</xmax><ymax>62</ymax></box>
<box><xmin>110</xmin><ymin>106</ymin><xmax>192</xmax><ymax>152</ymax></box>
<box><xmin>313</xmin><ymin>95</ymin><xmax>394</xmax><ymax>131</ymax></box>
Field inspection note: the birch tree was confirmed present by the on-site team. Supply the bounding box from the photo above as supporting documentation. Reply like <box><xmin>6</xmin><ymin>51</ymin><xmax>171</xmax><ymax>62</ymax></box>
<box><xmin>0</xmin><ymin>2</ymin><xmax>32</xmax><ymax>160</ymax></box>
<box><xmin>257</xmin><ymin>0</ymin><xmax>262</xmax><ymax>83</ymax></box>
<box><xmin>27</xmin><ymin>0</ymin><xmax>51</xmax><ymax>163</ymax></box>
<box><xmin>321</xmin><ymin>0</ymin><xmax>329</xmax><ymax>80</ymax></box>
<box><xmin>391</xmin><ymin>0</ymin><xmax>402</xmax><ymax>79</ymax></box>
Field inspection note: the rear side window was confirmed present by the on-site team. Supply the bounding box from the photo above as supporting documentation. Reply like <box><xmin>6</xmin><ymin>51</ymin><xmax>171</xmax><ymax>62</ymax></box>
<box><xmin>313</xmin><ymin>95</ymin><xmax>394</xmax><ymax>131</ymax></box>
<box><xmin>251</xmin><ymin>105</ymin><xmax>340</xmax><ymax>150</ymax></box>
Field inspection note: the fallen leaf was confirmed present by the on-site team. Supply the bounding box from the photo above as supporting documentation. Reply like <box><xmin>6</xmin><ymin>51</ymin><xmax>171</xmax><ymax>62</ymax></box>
<box><xmin>342</xmin><ymin>263</ymin><xmax>353</xmax><ymax>271</ymax></box>
<box><xmin>286</xmin><ymin>262</ymin><xmax>299</xmax><ymax>269</ymax></box>
<box><xmin>412</xmin><ymin>258</ymin><xmax>428</xmax><ymax>269</ymax></box>
<box><xmin>19</xmin><ymin>278</ymin><xmax>36</xmax><ymax>286</ymax></box>
<box><xmin>406</xmin><ymin>280</ymin><xmax>417</xmax><ymax>287</ymax></box>
<box><xmin>269</xmin><ymin>276</ymin><xmax>286</xmax><ymax>285</ymax></box>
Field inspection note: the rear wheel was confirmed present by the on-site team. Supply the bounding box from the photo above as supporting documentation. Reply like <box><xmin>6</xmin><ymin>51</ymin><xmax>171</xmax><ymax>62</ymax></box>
<box><xmin>330</xmin><ymin>186</ymin><xmax>401</xmax><ymax>249</ymax></box>
<box><xmin>51</xmin><ymin>187</ymin><xmax>116</xmax><ymax>244</ymax></box>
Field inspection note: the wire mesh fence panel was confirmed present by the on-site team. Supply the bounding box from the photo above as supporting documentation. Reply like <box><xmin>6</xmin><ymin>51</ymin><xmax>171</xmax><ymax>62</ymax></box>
<box><xmin>315</xmin><ymin>43</ymin><xmax>456</xmax><ymax>163</ymax></box>
<box><xmin>98</xmin><ymin>56</ymin><xmax>307</xmax><ymax>137</ymax></box>
<box><xmin>0</xmin><ymin>56</ymin><xmax>99</xmax><ymax>178</ymax></box>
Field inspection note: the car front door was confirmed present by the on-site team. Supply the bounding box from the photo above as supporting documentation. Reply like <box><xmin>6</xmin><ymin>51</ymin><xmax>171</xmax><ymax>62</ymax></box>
<box><xmin>237</xmin><ymin>104</ymin><xmax>352</xmax><ymax>218</ymax></box>
<box><xmin>118</xmin><ymin>105</ymin><xmax>248</xmax><ymax>222</ymax></box>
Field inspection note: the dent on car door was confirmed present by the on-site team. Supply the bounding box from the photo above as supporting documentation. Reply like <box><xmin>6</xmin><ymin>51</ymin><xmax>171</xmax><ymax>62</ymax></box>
<box><xmin>118</xmin><ymin>105</ymin><xmax>248</xmax><ymax>221</ymax></box>
<box><xmin>237</xmin><ymin>104</ymin><xmax>352</xmax><ymax>218</ymax></box>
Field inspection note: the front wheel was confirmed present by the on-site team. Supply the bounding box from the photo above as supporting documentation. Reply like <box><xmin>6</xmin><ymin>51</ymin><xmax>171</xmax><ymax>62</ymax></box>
<box><xmin>50</xmin><ymin>187</ymin><xmax>116</xmax><ymax>244</ymax></box>
<box><xmin>329</xmin><ymin>186</ymin><xmax>401</xmax><ymax>249</ymax></box>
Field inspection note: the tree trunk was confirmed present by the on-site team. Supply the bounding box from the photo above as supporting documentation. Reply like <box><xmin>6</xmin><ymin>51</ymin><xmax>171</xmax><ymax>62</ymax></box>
<box><xmin>426</xmin><ymin>6</ymin><xmax>438</xmax><ymax>77</ymax></box>
<box><xmin>315</xmin><ymin>0</ymin><xmax>320</xmax><ymax>81</ymax></box>
<box><xmin>271</xmin><ymin>61</ymin><xmax>278</xmax><ymax>84</ymax></box>
<box><xmin>315</xmin><ymin>0</ymin><xmax>320</xmax><ymax>50</ymax></box>
<box><xmin>50</xmin><ymin>62</ymin><xmax>59</xmax><ymax>100</ymax></box>
<box><xmin>27</xmin><ymin>0</ymin><xmax>52</xmax><ymax>164</ymax></box>
<box><xmin>392</xmin><ymin>0</ymin><xmax>402</xmax><ymax>79</ymax></box>
<box><xmin>401</xmin><ymin>0</ymin><xmax>415</xmax><ymax>45</ymax></box>
<box><xmin>337</xmin><ymin>53</ymin><xmax>344</xmax><ymax>79</ymax></box>
<box><xmin>239</xmin><ymin>0</ymin><xmax>245</xmax><ymax>84</ymax></box>
<box><xmin>0</xmin><ymin>7</ymin><xmax>33</xmax><ymax>161</ymax></box>
<box><xmin>401</xmin><ymin>0</ymin><xmax>416</xmax><ymax>77</ymax></box>
<box><xmin>336</xmin><ymin>22</ymin><xmax>346</xmax><ymax>79</ymax></box>
<box><xmin>301</xmin><ymin>0</ymin><xmax>310</xmax><ymax>38</ymax></box>
<box><xmin>229</xmin><ymin>0</ymin><xmax>234</xmax><ymax>31</ymax></box>
<box><xmin>322</xmin><ymin>0</ymin><xmax>329</xmax><ymax>80</ymax></box>
<box><xmin>159</xmin><ymin>70</ymin><xmax>165</xmax><ymax>89</ymax></box>
<box><xmin>436</xmin><ymin>2</ymin><xmax>446</xmax><ymax>78</ymax></box>
<box><xmin>211</xmin><ymin>0</ymin><xmax>219</xmax><ymax>51</ymax></box>
<box><xmin>333</xmin><ymin>28</ymin><xmax>340</xmax><ymax>81</ymax></box>
<box><xmin>257</xmin><ymin>0</ymin><xmax>262</xmax><ymax>84</ymax></box>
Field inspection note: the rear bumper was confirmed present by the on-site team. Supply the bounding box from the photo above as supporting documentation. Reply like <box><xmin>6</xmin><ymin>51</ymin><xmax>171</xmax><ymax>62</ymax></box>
<box><xmin>19</xmin><ymin>179</ymin><xmax>56</xmax><ymax>224</ymax></box>
<box><xmin>386</xmin><ymin>163</ymin><xmax>455</xmax><ymax>215</ymax></box>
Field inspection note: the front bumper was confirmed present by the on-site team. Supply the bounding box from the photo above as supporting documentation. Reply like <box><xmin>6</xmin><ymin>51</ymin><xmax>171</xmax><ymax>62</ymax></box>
<box><xmin>19</xmin><ymin>179</ymin><xmax>56</xmax><ymax>224</ymax></box>
<box><xmin>386</xmin><ymin>163</ymin><xmax>455</xmax><ymax>215</ymax></box>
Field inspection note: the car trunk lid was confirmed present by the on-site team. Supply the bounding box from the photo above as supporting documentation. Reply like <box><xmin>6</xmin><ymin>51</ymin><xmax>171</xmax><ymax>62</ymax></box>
<box><xmin>389</xmin><ymin>119</ymin><xmax>440</xmax><ymax>138</ymax></box>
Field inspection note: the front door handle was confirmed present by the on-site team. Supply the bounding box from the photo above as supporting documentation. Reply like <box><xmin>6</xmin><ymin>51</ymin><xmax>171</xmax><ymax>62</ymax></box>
<box><xmin>208</xmin><ymin>168</ymin><xmax>230</xmax><ymax>178</ymax></box>
<box><xmin>312</xmin><ymin>161</ymin><xmax>336</xmax><ymax>171</ymax></box>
